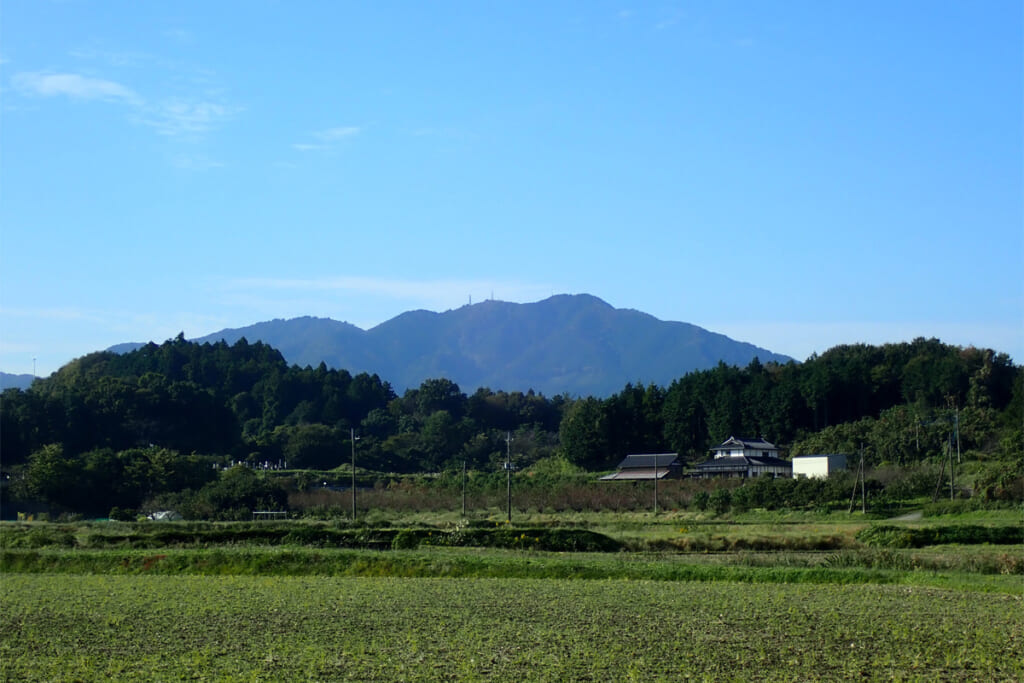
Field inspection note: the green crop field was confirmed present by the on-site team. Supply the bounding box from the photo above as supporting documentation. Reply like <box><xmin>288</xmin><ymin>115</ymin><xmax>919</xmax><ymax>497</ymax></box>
<box><xmin>2</xmin><ymin>513</ymin><xmax>1022</xmax><ymax>680</ymax></box>
<box><xmin>2</xmin><ymin>573</ymin><xmax>1022</xmax><ymax>681</ymax></box>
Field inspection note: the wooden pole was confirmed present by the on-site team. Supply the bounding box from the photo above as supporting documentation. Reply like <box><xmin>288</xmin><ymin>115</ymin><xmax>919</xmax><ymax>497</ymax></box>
<box><xmin>932</xmin><ymin>443</ymin><xmax>947</xmax><ymax>503</ymax></box>
<box><xmin>860</xmin><ymin>449</ymin><xmax>866</xmax><ymax>514</ymax></box>
<box><xmin>948</xmin><ymin>434</ymin><xmax>955</xmax><ymax>501</ymax></box>
<box><xmin>351</xmin><ymin>428</ymin><xmax>359</xmax><ymax>520</ymax></box>
<box><xmin>654</xmin><ymin>455</ymin><xmax>659</xmax><ymax>515</ymax></box>
<box><xmin>505</xmin><ymin>432</ymin><xmax>513</xmax><ymax>524</ymax></box>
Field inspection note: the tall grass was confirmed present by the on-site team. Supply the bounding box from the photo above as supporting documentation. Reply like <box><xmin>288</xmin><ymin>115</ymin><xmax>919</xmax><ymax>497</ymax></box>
<box><xmin>857</xmin><ymin>524</ymin><xmax>1024</xmax><ymax>548</ymax></box>
<box><xmin>3</xmin><ymin>547</ymin><xmax>1021</xmax><ymax>590</ymax></box>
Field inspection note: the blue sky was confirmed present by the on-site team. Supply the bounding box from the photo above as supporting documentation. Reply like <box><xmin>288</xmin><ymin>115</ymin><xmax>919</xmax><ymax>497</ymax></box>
<box><xmin>2</xmin><ymin>1</ymin><xmax>1021</xmax><ymax>377</ymax></box>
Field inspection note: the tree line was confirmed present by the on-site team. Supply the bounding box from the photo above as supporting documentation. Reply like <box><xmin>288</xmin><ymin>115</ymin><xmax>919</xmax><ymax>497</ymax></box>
<box><xmin>1</xmin><ymin>334</ymin><xmax>1020</xmax><ymax>516</ymax></box>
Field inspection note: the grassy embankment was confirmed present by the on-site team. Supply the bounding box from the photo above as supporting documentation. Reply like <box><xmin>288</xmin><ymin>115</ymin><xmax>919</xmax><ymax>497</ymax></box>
<box><xmin>2</xmin><ymin>509</ymin><xmax>1021</xmax><ymax>591</ymax></box>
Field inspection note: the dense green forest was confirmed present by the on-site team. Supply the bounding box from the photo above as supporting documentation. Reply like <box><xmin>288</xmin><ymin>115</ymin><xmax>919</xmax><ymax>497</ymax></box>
<box><xmin>1</xmin><ymin>335</ymin><xmax>1020</xmax><ymax>517</ymax></box>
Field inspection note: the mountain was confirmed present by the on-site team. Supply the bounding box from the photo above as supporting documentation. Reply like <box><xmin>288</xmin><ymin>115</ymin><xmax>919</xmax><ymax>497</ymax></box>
<box><xmin>116</xmin><ymin>294</ymin><xmax>793</xmax><ymax>396</ymax></box>
<box><xmin>0</xmin><ymin>372</ymin><xmax>36</xmax><ymax>391</ymax></box>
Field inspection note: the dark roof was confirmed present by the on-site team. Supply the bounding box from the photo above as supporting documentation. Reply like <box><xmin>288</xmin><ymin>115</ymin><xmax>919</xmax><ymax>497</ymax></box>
<box><xmin>711</xmin><ymin>436</ymin><xmax>778</xmax><ymax>451</ymax></box>
<box><xmin>694</xmin><ymin>455</ymin><xmax>792</xmax><ymax>471</ymax></box>
<box><xmin>615</xmin><ymin>453</ymin><xmax>680</xmax><ymax>469</ymax></box>
<box><xmin>600</xmin><ymin>468</ymin><xmax>676</xmax><ymax>481</ymax></box>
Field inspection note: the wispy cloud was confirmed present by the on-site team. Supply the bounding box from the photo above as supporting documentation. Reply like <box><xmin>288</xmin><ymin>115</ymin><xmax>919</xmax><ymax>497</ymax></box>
<box><xmin>0</xmin><ymin>305</ymin><xmax>224</xmax><ymax>333</ymax></box>
<box><xmin>407</xmin><ymin>126</ymin><xmax>476</xmax><ymax>142</ymax></box>
<box><xmin>293</xmin><ymin>125</ymin><xmax>362</xmax><ymax>152</ymax></box>
<box><xmin>223</xmin><ymin>276</ymin><xmax>560</xmax><ymax>326</ymax></box>
<box><xmin>1</xmin><ymin>305</ymin><xmax>230</xmax><ymax>347</ymax></box>
<box><xmin>141</xmin><ymin>99</ymin><xmax>237</xmax><ymax>137</ymax></box>
<box><xmin>0</xmin><ymin>306</ymin><xmax>108</xmax><ymax>323</ymax></box>
<box><xmin>229</xmin><ymin>275</ymin><xmax>551</xmax><ymax>301</ymax></box>
<box><xmin>12</xmin><ymin>71</ymin><xmax>143</xmax><ymax>106</ymax></box>
<box><xmin>655</xmin><ymin>10</ymin><xmax>685</xmax><ymax>30</ymax></box>
<box><xmin>315</xmin><ymin>126</ymin><xmax>360</xmax><ymax>141</ymax></box>
<box><xmin>163</xmin><ymin>28</ymin><xmax>194</xmax><ymax>44</ymax></box>
<box><xmin>170</xmin><ymin>153</ymin><xmax>226</xmax><ymax>170</ymax></box>
<box><xmin>11</xmin><ymin>70</ymin><xmax>236</xmax><ymax>139</ymax></box>
<box><xmin>67</xmin><ymin>47</ymin><xmax>154</xmax><ymax>69</ymax></box>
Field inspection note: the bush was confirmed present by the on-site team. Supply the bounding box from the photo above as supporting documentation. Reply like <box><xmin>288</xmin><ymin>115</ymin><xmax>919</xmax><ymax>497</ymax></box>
<box><xmin>708</xmin><ymin>488</ymin><xmax>731</xmax><ymax>514</ymax></box>
<box><xmin>857</xmin><ymin>524</ymin><xmax>1024</xmax><ymax>548</ymax></box>
<box><xmin>0</xmin><ymin>525</ymin><xmax>77</xmax><ymax>549</ymax></box>
<box><xmin>391</xmin><ymin>529</ymin><xmax>420</xmax><ymax>550</ymax></box>
<box><xmin>109</xmin><ymin>507</ymin><xmax>137</xmax><ymax>522</ymax></box>
<box><xmin>875</xmin><ymin>465</ymin><xmax>940</xmax><ymax>501</ymax></box>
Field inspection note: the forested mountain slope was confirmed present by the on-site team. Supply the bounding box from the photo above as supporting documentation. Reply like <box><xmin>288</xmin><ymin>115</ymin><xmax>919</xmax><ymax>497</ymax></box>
<box><xmin>3</xmin><ymin>335</ymin><xmax>1020</xmax><ymax>516</ymax></box>
<box><xmin>114</xmin><ymin>294</ymin><xmax>791</xmax><ymax>397</ymax></box>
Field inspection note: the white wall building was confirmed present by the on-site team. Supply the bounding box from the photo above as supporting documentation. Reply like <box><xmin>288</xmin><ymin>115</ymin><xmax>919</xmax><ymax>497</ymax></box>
<box><xmin>792</xmin><ymin>454</ymin><xmax>847</xmax><ymax>479</ymax></box>
<box><xmin>710</xmin><ymin>436</ymin><xmax>780</xmax><ymax>459</ymax></box>
<box><xmin>695</xmin><ymin>437</ymin><xmax>791</xmax><ymax>478</ymax></box>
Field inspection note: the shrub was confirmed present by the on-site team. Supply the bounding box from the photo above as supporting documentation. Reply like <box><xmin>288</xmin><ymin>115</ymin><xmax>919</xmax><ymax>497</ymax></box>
<box><xmin>0</xmin><ymin>525</ymin><xmax>77</xmax><ymax>549</ymax></box>
<box><xmin>109</xmin><ymin>507</ymin><xmax>137</xmax><ymax>522</ymax></box>
<box><xmin>708</xmin><ymin>488</ymin><xmax>731</xmax><ymax>514</ymax></box>
<box><xmin>857</xmin><ymin>524</ymin><xmax>1024</xmax><ymax>548</ymax></box>
<box><xmin>391</xmin><ymin>530</ymin><xmax>421</xmax><ymax>550</ymax></box>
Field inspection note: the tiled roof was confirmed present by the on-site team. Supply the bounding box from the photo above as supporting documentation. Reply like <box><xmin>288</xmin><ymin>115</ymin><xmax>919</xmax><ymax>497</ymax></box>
<box><xmin>600</xmin><ymin>468</ymin><xmax>676</xmax><ymax>481</ymax></box>
<box><xmin>615</xmin><ymin>453</ymin><xmax>680</xmax><ymax>469</ymax></box>
<box><xmin>711</xmin><ymin>436</ymin><xmax>778</xmax><ymax>451</ymax></box>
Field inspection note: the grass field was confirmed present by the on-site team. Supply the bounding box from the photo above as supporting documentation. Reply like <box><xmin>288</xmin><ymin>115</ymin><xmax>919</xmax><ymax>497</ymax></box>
<box><xmin>2</xmin><ymin>511</ymin><xmax>1021</xmax><ymax>680</ymax></box>
<box><xmin>3</xmin><ymin>574</ymin><xmax>1021</xmax><ymax>682</ymax></box>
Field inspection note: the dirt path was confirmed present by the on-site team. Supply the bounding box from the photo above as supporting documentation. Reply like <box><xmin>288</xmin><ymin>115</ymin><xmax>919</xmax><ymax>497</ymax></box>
<box><xmin>888</xmin><ymin>511</ymin><xmax>923</xmax><ymax>521</ymax></box>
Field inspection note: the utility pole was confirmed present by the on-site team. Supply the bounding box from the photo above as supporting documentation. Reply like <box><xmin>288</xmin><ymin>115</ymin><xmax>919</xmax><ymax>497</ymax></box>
<box><xmin>350</xmin><ymin>428</ymin><xmax>360</xmax><ymax>520</ymax></box>
<box><xmin>932</xmin><ymin>442</ymin><xmax>948</xmax><ymax>503</ymax></box>
<box><xmin>948</xmin><ymin>433</ymin><xmax>955</xmax><ymax>501</ymax></box>
<box><xmin>860</xmin><ymin>449</ymin><xmax>866</xmax><ymax>514</ymax></box>
<box><xmin>955</xmin><ymin>405</ymin><xmax>961</xmax><ymax>464</ymax></box>
<box><xmin>653</xmin><ymin>454</ymin><xmax>659</xmax><ymax>515</ymax></box>
<box><xmin>505</xmin><ymin>432</ymin><xmax>514</xmax><ymax>524</ymax></box>
<box><xmin>462</xmin><ymin>460</ymin><xmax>467</xmax><ymax>517</ymax></box>
<box><xmin>849</xmin><ymin>444</ymin><xmax>866</xmax><ymax>514</ymax></box>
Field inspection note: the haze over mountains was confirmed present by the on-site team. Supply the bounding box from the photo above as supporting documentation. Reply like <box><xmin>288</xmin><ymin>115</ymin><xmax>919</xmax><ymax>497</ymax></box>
<box><xmin>0</xmin><ymin>373</ymin><xmax>36</xmax><ymax>391</ymax></box>
<box><xmin>106</xmin><ymin>294</ymin><xmax>791</xmax><ymax>397</ymax></box>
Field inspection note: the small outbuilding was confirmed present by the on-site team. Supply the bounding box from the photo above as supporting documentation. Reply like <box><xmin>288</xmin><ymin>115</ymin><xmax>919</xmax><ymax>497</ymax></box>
<box><xmin>792</xmin><ymin>454</ymin><xmax>847</xmax><ymax>479</ymax></box>
<box><xmin>600</xmin><ymin>453</ymin><xmax>682</xmax><ymax>481</ymax></box>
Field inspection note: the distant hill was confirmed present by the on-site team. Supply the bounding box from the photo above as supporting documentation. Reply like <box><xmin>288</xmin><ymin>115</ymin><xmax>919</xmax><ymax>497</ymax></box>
<box><xmin>112</xmin><ymin>294</ymin><xmax>793</xmax><ymax>396</ymax></box>
<box><xmin>0</xmin><ymin>372</ymin><xmax>36</xmax><ymax>391</ymax></box>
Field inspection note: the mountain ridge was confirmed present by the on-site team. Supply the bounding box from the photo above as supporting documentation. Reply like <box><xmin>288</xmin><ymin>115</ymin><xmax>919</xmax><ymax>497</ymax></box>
<box><xmin>0</xmin><ymin>372</ymin><xmax>36</xmax><ymax>391</ymax></box>
<box><xmin>110</xmin><ymin>294</ymin><xmax>793</xmax><ymax>396</ymax></box>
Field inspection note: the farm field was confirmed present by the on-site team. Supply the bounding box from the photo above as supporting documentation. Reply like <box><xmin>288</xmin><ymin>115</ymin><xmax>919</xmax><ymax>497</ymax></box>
<box><xmin>3</xmin><ymin>574</ymin><xmax>1022</xmax><ymax>682</ymax></box>
<box><xmin>2</xmin><ymin>512</ymin><xmax>1021</xmax><ymax>680</ymax></box>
